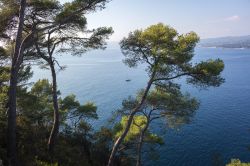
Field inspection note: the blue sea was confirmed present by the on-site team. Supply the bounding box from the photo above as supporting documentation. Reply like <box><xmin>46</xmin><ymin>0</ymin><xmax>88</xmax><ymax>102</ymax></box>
<box><xmin>31</xmin><ymin>46</ymin><xmax>250</xmax><ymax>166</ymax></box>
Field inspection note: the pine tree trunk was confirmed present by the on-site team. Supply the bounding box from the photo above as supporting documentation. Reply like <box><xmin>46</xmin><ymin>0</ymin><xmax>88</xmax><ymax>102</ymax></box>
<box><xmin>7</xmin><ymin>68</ymin><xmax>18</xmax><ymax>166</ymax></box>
<box><xmin>136</xmin><ymin>132</ymin><xmax>144</xmax><ymax>166</ymax></box>
<box><xmin>48</xmin><ymin>61</ymin><xmax>60</xmax><ymax>153</ymax></box>
<box><xmin>136</xmin><ymin>120</ymin><xmax>149</xmax><ymax>166</ymax></box>
<box><xmin>7</xmin><ymin>0</ymin><xmax>26</xmax><ymax>165</ymax></box>
<box><xmin>107</xmin><ymin>110</ymin><xmax>137</xmax><ymax>166</ymax></box>
<box><xmin>107</xmin><ymin>71</ymin><xmax>156</xmax><ymax>166</ymax></box>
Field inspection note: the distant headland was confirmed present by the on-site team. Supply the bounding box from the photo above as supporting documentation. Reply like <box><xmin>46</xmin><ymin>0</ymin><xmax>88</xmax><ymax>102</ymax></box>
<box><xmin>199</xmin><ymin>35</ymin><xmax>250</xmax><ymax>49</ymax></box>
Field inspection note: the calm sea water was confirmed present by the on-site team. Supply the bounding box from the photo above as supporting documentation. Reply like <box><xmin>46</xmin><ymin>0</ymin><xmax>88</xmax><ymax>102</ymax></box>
<box><xmin>31</xmin><ymin>46</ymin><xmax>250</xmax><ymax>166</ymax></box>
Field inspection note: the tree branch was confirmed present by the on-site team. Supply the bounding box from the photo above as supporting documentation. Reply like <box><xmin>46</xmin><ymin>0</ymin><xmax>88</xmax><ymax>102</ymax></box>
<box><xmin>153</xmin><ymin>72</ymin><xmax>190</xmax><ymax>82</ymax></box>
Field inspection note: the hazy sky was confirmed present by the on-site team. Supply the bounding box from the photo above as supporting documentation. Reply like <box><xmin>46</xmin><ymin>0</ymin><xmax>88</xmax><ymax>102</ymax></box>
<box><xmin>63</xmin><ymin>0</ymin><xmax>250</xmax><ymax>41</ymax></box>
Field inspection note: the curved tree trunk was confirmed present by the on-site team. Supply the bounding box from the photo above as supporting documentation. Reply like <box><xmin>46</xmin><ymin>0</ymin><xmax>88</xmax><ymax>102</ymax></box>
<box><xmin>48</xmin><ymin>61</ymin><xmax>60</xmax><ymax>153</ymax></box>
<box><xmin>107</xmin><ymin>71</ymin><xmax>156</xmax><ymax>166</ymax></box>
<box><xmin>7</xmin><ymin>1</ymin><xmax>26</xmax><ymax>165</ymax></box>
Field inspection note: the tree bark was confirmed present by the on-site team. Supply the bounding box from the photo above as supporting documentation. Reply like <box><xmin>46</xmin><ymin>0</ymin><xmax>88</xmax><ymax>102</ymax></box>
<box><xmin>136</xmin><ymin>118</ymin><xmax>150</xmax><ymax>166</ymax></box>
<box><xmin>48</xmin><ymin>61</ymin><xmax>60</xmax><ymax>153</ymax></box>
<box><xmin>107</xmin><ymin>71</ymin><xmax>156</xmax><ymax>166</ymax></box>
<box><xmin>7</xmin><ymin>0</ymin><xmax>26</xmax><ymax>165</ymax></box>
<box><xmin>136</xmin><ymin>131</ymin><xmax>144</xmax><ymax>166</ymax></box>
<box><xmin>7</xmin><ymin>68</ymin><xmax>18</xmax><ymax>166</ymax></box>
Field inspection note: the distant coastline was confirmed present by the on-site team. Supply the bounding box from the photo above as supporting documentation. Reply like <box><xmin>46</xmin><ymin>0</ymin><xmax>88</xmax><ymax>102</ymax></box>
<box><xmin>199</xmin><ymin>35</ymin><xmax>250</xmax><ymax>49</ymax></box>
<box><xmin>199</xmin><ymin>46</ymin><xmax>249</xmax><ymax>49</ymax></box>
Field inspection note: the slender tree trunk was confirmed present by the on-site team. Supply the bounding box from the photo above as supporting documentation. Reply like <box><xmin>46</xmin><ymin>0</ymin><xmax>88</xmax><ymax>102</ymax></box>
<box><xmin>136</xmin><ymin>120</ymin><xmax>149</xmax><ymax>166</ymax></box>
<box><xmin>48</xmin><ymin>61</ymin><xmax>60</xmax><ymax>153</ymax></box>
<box><xmin>36</xmin><ymin>33</ymin><xmax>60</xmax><ymax>155</ymax></box>
<box><xmin>7</xmin><ymin>68</ymin><xmax>18</xmax><ymax>166</ymax></box>
<box><xmin>136</xmin><ymin>131</ymin><xmax>144</xmax><ymax>166</ymax></box>
<box><xmin>107</xmin><ymin>71</ymin><xmax>156</xmax><ymax>166</ymax></box>
<box><xmin>7</xmin><ymin>1</ymin><xmax>26</xmax><ymax>165</ymax></box>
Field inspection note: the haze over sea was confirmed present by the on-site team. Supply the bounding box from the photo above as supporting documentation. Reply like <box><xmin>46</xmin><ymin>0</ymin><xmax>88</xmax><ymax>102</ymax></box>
<box><xmin>31</xmin><ymin>45</ymin><xmax>250</xmax><ymax>166</ymax></box>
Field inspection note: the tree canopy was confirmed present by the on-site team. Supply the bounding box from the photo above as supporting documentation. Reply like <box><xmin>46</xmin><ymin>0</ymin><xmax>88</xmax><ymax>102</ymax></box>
<box><xmin>120</xmin><ymin>23</ymin><xmax>224</xmax><ymax>87</ymax></box>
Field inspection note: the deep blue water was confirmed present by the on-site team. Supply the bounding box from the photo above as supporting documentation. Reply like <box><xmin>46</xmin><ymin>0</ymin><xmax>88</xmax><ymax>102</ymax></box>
<box><xmin>31</xmin><ymin>47</ymin><xmax>250</xmax><ymax>166</ymax></box>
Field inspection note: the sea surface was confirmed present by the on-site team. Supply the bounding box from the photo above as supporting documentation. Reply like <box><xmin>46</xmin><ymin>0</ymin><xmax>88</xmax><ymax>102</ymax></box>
<box><xmin>31</xmin><ymin>46</ymin><xmax>250</xmax><ymax>166</ymax></box>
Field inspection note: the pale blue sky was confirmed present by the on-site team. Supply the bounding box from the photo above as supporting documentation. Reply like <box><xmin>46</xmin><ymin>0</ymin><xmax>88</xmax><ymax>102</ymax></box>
<box><xmin>62</xmin><ymin>0</ymin><xmax>250</xmax><ymax>41</ymax></box>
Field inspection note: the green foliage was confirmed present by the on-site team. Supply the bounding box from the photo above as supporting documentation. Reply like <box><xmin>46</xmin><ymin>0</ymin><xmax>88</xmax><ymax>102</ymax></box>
<box><xmin>120</xmin><ymin>23</ymin><xmax>224</xmax><ymax>87</ymax></box>
<box><xmin>115</xmin><ymin>116</ymin><xmax>147</xmax><ymax>142</ymax></box>
<box><xmin>0</xmin><ymin>0</ymin><xmax>113</xmax><ymax>56</ymax></box>
<box><xmin>0</xmin><ymin>1</ymin><xmax>18</xmax><ymax>39</ymax></box>
<box><xmin>0</xmin><ymin>47</ymin><xmax>9</xmax><ymax>108</ymax></box>
<box><xmin>114</xmin><ymin>116</ymin><xmax>163</xmax><ymax>145</ymax></box>
<box><xmin>188</xmin><ymin>59</ymin><xmax>225</xmax><ymax>87</ymax></box>
<box><xmin>145</xmin><ymin>133</ymin><xmax>164</xmax><ymax>145</ymax></box>
<box><xmin>77</xmin><ymin>102</ymin><xmax>98</xmax><ymax>119</ymax></box>
<box><xmin>31</xmin><ymin>79</ymin><xmax>53</xmax><ymax>97</ymax></box>
<box><xmin>0</xmin><ymin>67</ymin><xmax>9</xmax><ymax>108</ymax></box>
<box><xmin>140</xmin><ymin>23</ymin><xmax>178</xmax><ymax>47</ymax></box>
<box><xmin>227</xmin><ymin>159</ymin><xmax>250</xmax><ymax>166</ymax></box>
<box><xmin>55</xmin><ymin>1</ymin><xmax>84</xmax><ymax>23</ymax></box>
<box><xmin>61</xmin><ymin>94</ymin><xmax>80</xmax><ymax>110</ymax></box>
<box><xmin>0</xmin><ymin>78</ymin><xmax>116</xmax><ymax>165</ymax></box>
<box><xmin>35</xmin><ymin>159</ymin><xmax>58</xmax><ymax>166</ymax></box>
<box><xmin>28</xmin><ymin>0</ymin><xmax>60</xmax><ymax>11</ymax></box>
<box><xmin>120</xmin><ymin>23</ymin><xmax>197</xmax><ymax>68</ymax></box>
<box><xmin>135</xmin><ymin>84</ymin><xmax>199</xmax><ymax>129</ymax></box>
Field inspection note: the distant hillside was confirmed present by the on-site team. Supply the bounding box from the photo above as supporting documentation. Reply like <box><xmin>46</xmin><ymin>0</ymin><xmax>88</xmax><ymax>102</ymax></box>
<box><xmin>200</xmin><ymin>35</ymin><xmax>250</xmax><ymax>48</ymax></box>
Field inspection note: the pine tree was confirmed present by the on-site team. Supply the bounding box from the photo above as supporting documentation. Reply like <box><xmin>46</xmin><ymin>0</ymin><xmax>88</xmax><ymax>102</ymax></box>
<box><xmin>108</xmin><ymin>23</ymin><xmax>225</xmax><ymax>166</ymax></box>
